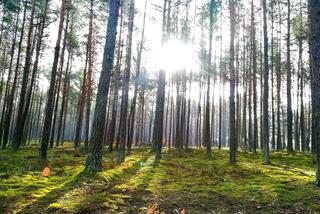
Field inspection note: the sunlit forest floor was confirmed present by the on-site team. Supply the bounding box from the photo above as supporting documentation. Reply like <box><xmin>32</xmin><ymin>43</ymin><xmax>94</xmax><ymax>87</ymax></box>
<box><xmin>1</xmin><ymin>144</ymin><xmax>320</xmax><ymax>214</ymax></box>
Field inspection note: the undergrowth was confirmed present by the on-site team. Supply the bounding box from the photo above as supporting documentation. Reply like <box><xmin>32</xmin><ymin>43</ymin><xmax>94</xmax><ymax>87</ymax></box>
<box><xmin>0</xmin><ymin>145</ymin><xmax>319</xmax><ymax>213</ymax></box>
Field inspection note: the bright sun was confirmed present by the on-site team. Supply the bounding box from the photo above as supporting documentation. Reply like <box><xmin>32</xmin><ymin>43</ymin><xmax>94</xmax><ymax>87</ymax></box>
<box><xmin>151</xmin><ymin>40</ymin><xmax>194</xmax><ymax>75</ymax></box>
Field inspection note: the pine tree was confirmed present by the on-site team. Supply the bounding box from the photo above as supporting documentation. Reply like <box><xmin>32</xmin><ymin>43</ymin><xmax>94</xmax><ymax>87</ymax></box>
<box><xmin>310</xmin><ymin>0</ymin><xmax>320</xmax><ymax>187</ymax></box>
<box><xmin>262</xmin><ymin>0</ymin><xmax>270</xmax><ymax>164</ymax></box>
<box><xmin>286</xmin><ymin>0</ymin><xmax>293</xmax><ymax>152</ymax></box>
<box><xmin>85</xmin><ymin>0</ymin><xmax>121</xmax><ymax>172</ymax></box>
<box><xmin>229</xmin><ymin>0</ymin><xmax>236</xmax><ymax>164</ymax></box>
<box><xmin>39</xmin><ymin>0</ymin><xmax>67</xmax><ymax>160</ymax></box>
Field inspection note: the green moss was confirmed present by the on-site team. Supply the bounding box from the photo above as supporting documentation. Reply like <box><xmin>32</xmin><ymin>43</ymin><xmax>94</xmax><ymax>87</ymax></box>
<box><xmin>1</xmin><ymin>146</ymin><xmax>320</xmax><ymax>213</ymax></box>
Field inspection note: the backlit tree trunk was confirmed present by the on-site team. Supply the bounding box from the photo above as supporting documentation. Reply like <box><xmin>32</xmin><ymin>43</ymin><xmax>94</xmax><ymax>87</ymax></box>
<box><xmin>118</xmin><ymin>0</ymin><xmax>135</xmax><ymax>163</ymax></box>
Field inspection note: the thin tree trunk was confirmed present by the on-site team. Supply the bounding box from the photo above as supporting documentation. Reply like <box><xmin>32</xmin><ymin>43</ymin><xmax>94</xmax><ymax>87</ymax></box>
<box><xmin>2</xmin><ymin>1</ymin><xmax>27</xmax><ymax>148</ymax></box>
<box><xmin>229</xmin><ymin>0</ymin><xmax>236</xmax><ymax>164</ymax></box>
<box><xmin>118</xmin><ymin>0</ymin><xmax>135</xmax><ymax>163</ymax></box>
<box><xmin>11</xmin><ymin>0</ymin><xmax>36</xmax><ymax>151</ymax></box>
<box><xmin>262</xmin><ymin>0</ymin><xmax>270</xmax><ymax>164</ymax></box>
<box><xmin>286</xmin><ymin>0</ymin><xmax>293</xmax><ymax>152</ymax></box>
<box><xmin>242</xmin><ymin>23</ymin><xmax>248</xmax><ymax>151</ymax></box>
<box><xmin>276</xmin><ymin>1</ymin><xmax>282</xmax><ymax>151</ymax></box>
<box><xmin>60</xmin><ymin>57</ymin><xmax>72</xmax><ymax>146</ymax></box>
<box><xmin>251</xmin><ymin>0</ymin><xmax>258</xmax><ymax>154</ymax></box>
<box><xmin>39</xmin><ymin>0</ymin><xmax>66</xmax><ymax>160</ymax></box>
<box><xmin>50</xmin><ymin>11</ymin><xmax>70</xmax><ymax>149</ymax></box>
<box><xmin>84</xmin><ymin>0</ymin><xmax>94</xmax><ymax>152</ymax></box>
<box><xmin>57</xmin><ymin>40</ymin><xmax>72</xmax><ymax>147</ymax></box>
<box><xmin>298</xmin><ymin>3</ymin><xmax>305</xmax><ymax>152</ymax></box>
<box><xmin>127</xmin><ymin>0</ymin><xmax>147</xmax><ymax>154</ymax></box>
<box><xmin>75</xmin><ymin>36</ymin><xmax>89</xmax><ymax>148</ymax></box>
<box><xmin>271</xmin><ymin>0</ymin><xmax>275</xmax><ymax>150</ymax></box>
<box><xmin>0</xmin><ymin>4</ymin><xmax>20</xmax><ymax>145</ymax></box>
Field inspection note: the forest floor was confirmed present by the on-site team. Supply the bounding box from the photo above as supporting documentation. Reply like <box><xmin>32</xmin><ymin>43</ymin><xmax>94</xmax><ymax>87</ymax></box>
<box><xmin>0</xmin><ymin>144</ymin><xmax>320</xmax><ymax>214</ymax></box>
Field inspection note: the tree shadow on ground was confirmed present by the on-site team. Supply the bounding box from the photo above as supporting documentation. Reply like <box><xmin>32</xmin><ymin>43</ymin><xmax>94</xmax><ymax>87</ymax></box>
<box><xmin>17</xmin><ymin>170</ymin><xmax>88</xmax><ymax>214</ymax></box>
<box><xmin>25</xmin><ymin>151</ymin><xmax>154</xmax><ymax>213</ymax></box>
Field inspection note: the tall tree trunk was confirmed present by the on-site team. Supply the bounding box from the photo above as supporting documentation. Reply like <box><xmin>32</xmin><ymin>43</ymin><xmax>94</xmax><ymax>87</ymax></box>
<box><xmin>84</xmin><ymin>0</ymin><xmax>94</xmax><ymax>152</ymax></box>
<box><xmin>118</xmin><ymin>0</ymin><xmax>135</xmax><ymax>163</ymax></box>
<box><xmin>107</xmin><ymin>1</ymin><xmax>124</xmax><ymax>153</ymax></box>
<box><xmin>0</xmin><ymin>5</ymin><xmax>20</xmax><ymax>146</ymax></box>
<box><xmin>270</xmin><ymin>0</ymin><xmax>276</xmax><ymax>150</ymax></box>
<box><xmin>175</xmin><ymin>83</ymin><xmax>181</xmax><ymax>149</ymax></box>
<box><xmin>262</xmin><ymin>0</ymin><xmax>270</xmax><ymax>164</ymax></box>
<box><xmin>298</xmin><ymin>4</ymin><xmax>305</xmax><ymax>152</ymax></box>
<box><xmin>310</xmin><ymin>0</ymin><xmax>320</xmax><ymax>186</ymax></box>
<box><xmin>35</xmin><ymin>90</ymin><xmax>43</xmax><ymax>142</ymax></box>
<box><xmin>50</xmin><ymin>11</ymin><xmax>70</xmax><ymax>149</ymax></box>
<box><xmin>57</xmin><ymin>48</ymin><xmax>71</xmax><ymax>147</ymax></box>
<box><xmin>295</xmin><ymin>73</ymin><xmax>300</xmax><ymax>151</ymax></box>
<box><xmin>248</xmin><ymin>45</ymin><xmax>253</xmax><ymax>152</ymax></box>
<box><xmin>286</xmin><ymin>0</ymin><xmax>293</xmax><ymax>152</ymax></box>
<box><xmin>11</xmin><ymin>0</ymin><xmax>36</xmax><ymax>151</ymax></box>
<box><xmin>186</xmin><ymin>74</ymin><xmax>191</xmax><ymax>149</ymax></box>
<box><xmin>276</xmin><ymin>1</ymin><xmax>282</xmax><ymax>150</ymax></box>
<box><xmin>153</xmin><ymin>0</ymin><xmax>168</xmax><ymax>163</ymax></box>
<box><xmin>218</xmin><ymin>8</ymin><xmax>223</xmax><ymax>150</ymax></box>
<box><xmin>75</xmin><ymin>39</ymin><xmax>89</xmax><ymax>148</ymax></box>
<box><xmin>60</xmin><ymin>56</ymin><xmax>72</xmax><ymax>146</ymax></box>
<box><xmin>251</xmin><ymin>0</ymin><xmax>258</xmax><ymax>154</ymax></box>
<box><xmin>309</xmin><ymin>0</ymin><xmax>316</xmax><ymax>154</ymax></box>
<box><xmin>229</xmin><ymin>0</ymin><xmax>236</xmax><ymax>164</ymax></box>
<box><xmin>127</xmin><ymin>0</ymin><xmax>147</xmax><ymax>154</ymax></box>
<box><xmin>39</xmin><ymin>0</ymin><xmax>66</xmax><ymax>160</ymax></box>
<box><xmin>148</xmin><ymin>99</ymin><xmax>154</xmax><ymax>143</ymax></box>
<box><xmin>242</xmin><ymin>22</ymin><xmax>248</xmax><ymax>151</ymax></box>
<box><xmin>205</xmin><ymin>0</ymin><xmax>215</xmax><ymax>158</ymax></box>
<box><xmin>169</xmin><ymin>93</ymin><xmax>173</xmax><ymax>149</ymax></box>
<box><xmin>85</xmin><ymin>0</ymin><xmax>121</xmax><ymax>171</ymax></box>
<box><xmin>22</xmin><ymin>0</ymin><xmax>48</xmax><ymax>147</ymax></box>
<box><xmin>2</xmin><ymin>1</ymin><xmax>27</xmax><ymax>148</ymax></box>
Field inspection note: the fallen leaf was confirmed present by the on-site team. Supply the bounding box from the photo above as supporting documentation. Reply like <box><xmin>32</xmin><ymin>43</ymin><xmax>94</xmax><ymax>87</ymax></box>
<box><xmin>42</xmin><ymin>167</ymin><xmax>50</xmax><ymax>177</ymax></box>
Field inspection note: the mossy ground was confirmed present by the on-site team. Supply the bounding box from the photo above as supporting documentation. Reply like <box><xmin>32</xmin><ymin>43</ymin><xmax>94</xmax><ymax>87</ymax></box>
<box><xmin>0</xmin><ymin>144</ymin><xmax>320</xmax><ymax>213</ymax></box>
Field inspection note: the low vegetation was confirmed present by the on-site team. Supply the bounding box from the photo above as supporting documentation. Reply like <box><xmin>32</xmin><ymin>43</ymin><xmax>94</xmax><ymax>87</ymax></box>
<box><xmin>1</xmin><ymin>145</ymin><xmax>319</xmax><ymax>213</ymax></box>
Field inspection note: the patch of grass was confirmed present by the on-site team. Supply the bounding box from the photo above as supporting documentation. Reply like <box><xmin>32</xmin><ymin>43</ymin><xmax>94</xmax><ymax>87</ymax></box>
<box><xmin>0</xmin><ymin>146</ymin><xmax>320</xmax><ymax>213</ymax></box>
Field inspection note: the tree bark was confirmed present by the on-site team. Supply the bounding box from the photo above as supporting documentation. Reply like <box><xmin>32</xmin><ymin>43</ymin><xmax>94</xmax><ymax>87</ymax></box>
<box><xmin>229</xmin><ymin>0</ymin><xmax>236</xmax><ymax>164</ymax></box>
<box><xmin>0</xmin><ymin>3</ymin><xmax>20</xmax><ymax>146</ymax></box>
<box><xmin>251</xmin><ymin>0</ymin><xmax>258</xmax><ymax>154</ymax></box>
<box><xmin>262</xmin><ymin>0</ymin><xmax>270</xmax><ymax>164</ymax></box>
<box><xmin>118</xmin><ymin>0</ymin><xmax>135</xmax><ymax>163</ymax></box>
<box><xmin>153</xmin><ymin>0</ymin><xmax>168</xmax><ymax>163</ymax></box>
<box><xmin>310</xmin><ymin>0</ymin><xmax>320</xmax><ymax>186</ymax></box>
<box><xmin>127</xmin><ymin>0</ymin><xmax>147</xmax><ymax>154</ymax></box>
<box><xmin>286</xmin><ymin>0</ymin><xmax>293</xmax><ymax>152</ymax></box>
<box><xmin>85</xmin><ymin>0</ymin><xmax>121</xmax><ymax>171</ymax></box>
<box><xmin>2</xmin><ymin>1</ymin><xmax>27</xmax><ymax>148</ymax></box>
<box><xmin>84</xmin><ymin>0</ymin><xmax>94</xmax><ymax>152</ymax></box>
<box><xmin>57</xmin><ymin>48</ymin><xmax>71</xmax><ymax>147</ymax></box>
<box><xmin>11</xmin><ymin>0</ymin><xmax>36</xmax><ymax>151</ymax></box>
<box><xmin>276</xmin><ymin>1</ymin><xmax>282</xmax><ymax>151</ymax></box>
<box><xmin>39</xmin><ymin>0</ymin><xmax>66</xmax><ymax>160</ymax></box>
